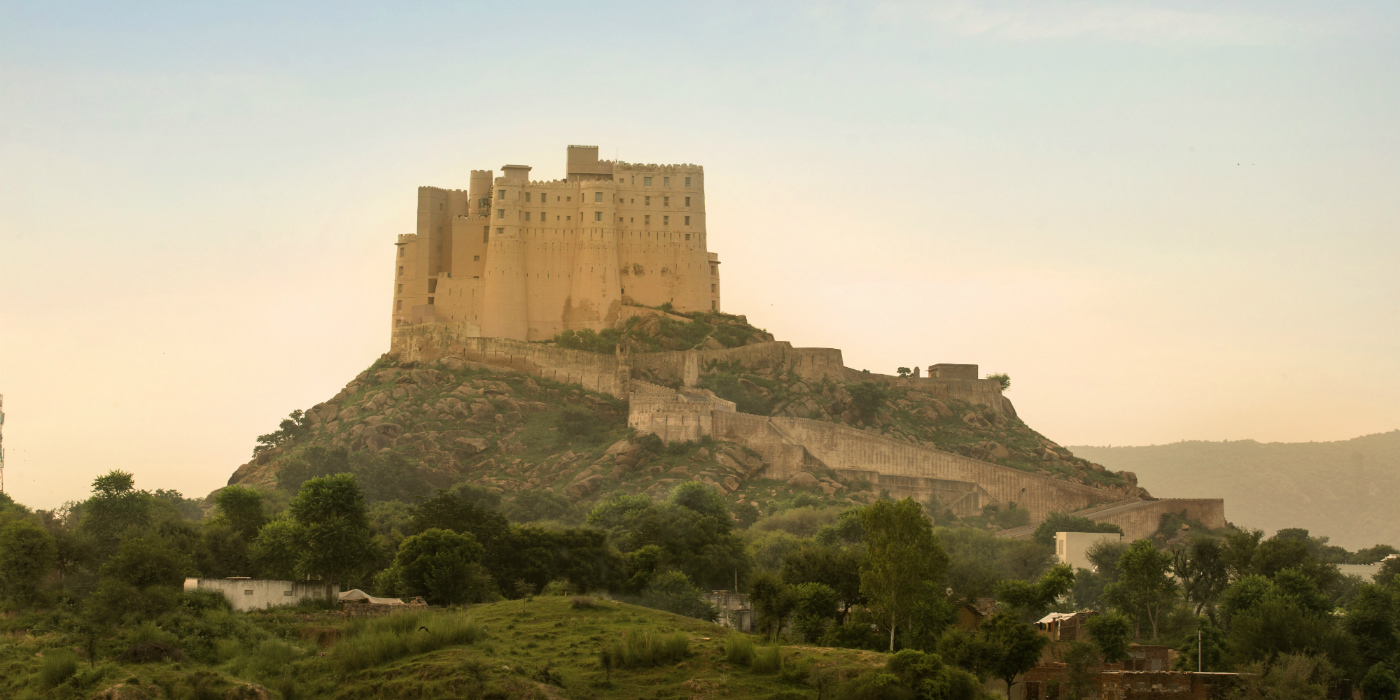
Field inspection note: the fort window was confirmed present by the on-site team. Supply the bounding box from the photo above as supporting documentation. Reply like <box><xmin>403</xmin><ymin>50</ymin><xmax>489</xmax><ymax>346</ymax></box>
<box><xmin>496</xmin><ymin>227</ymin><xmax>503</xmax><ymax>235</ymax></box>
<box><xmin>398</xmin><ymin>247</ymin><xmax>405</xmax><ymax>257</ymax></box>
<box><xmin>663</xmin><ymin>215</ymin><xmax>669</xmax><ymax>225</ymax></box>
<box><xmin>711</xmin><ymin>284</ymin><xmax>716</xmax><ymax>292</ymax></box>
<box><xmin>397</xmin><ymin>266</ymin><xmax>403</xmax><ymax>277</ymax></box>
<box><xmin>427</xmin><ymin>279</ymin><xmax>438</xmax><ymax>293</ymax></box>
<box><xmin>685</xmin><ymin>176</ymin><xmax>692</xmax><ymax>187</ymax></box>
<box><xmin>594</xmin><ymin>192</ymin><xmax>602</xmax><ymax>202</ymax></box>
<box><xmin>685</xmin><ymin>196</ymin><xmax>691</xmax><ymax>206</ymax></box>
<box><xmin>685</xmin><ymin>233</ymin><xmax>691</xmax><ymax>240</ymax></box>
<box><xmin>685</xmin><ymin>216</ymin><xmax>691</xmax><ymax>225</ymax></box>
<box><xmin>497</xmin><ymin>190</ymin><xmax>505</xmax><ymax>200</ymax></box>
<box><xmin>594</xmin><ymin>211</ymin><xmax>602</xmax><ymax>221</ymax></box>
<box><xmin>473</xmin><ymin>255</ymin><xmax>479</xmax><ymax>261</ymax></box>
<box><xmin>427</xmin><ymin>297</ymin><xmax>434</xmax><ymax>305</ymax></box>
<box><xmin>664</xmin><ymin>176</ymin><xmax>670</xmax><ymax>187</ymax></box>
<box><xmin>645</xmin><ymin>196</ymin><xmax>651</xmax><ymax>206</ymax></box>
<box><xmin>497</xmin><ymin>209</ymin><xmax>505</xmax><ymax>219</ymax></box>
<box><xmin>524</xmin><ymin>212</ymin><xmax>531</xmax><ymax>221</ymax></box>
<box><xmin>483</xmin><ymin>226</ymin><xmax>489</xmax><ymax>243</ymax></box>
<box><xmin>644</xmin><ymin>176</ymin><xmax>652</xmax><ymax>186</ymax></box>
<box><xmin>664</xmin><ymin>196</ymin><xmax>670</xmax><ymax>206</ymax></box>
<box><xmin>396</xmin><ymin>299</ymin><xmax>402</xmax><ymax>311</ymax></box>
<box><xmin>541</xmin><ymin>211</ymin><xmax>546</xmax><ymax>220</ymax></box>
<box><xmin>397</xmin><ymin>283</ymin><xmax>402</xmax><ymax>293</ymax></box>
<box><xmin>645</xmin><ymin>214</ymin><xmax>651</xmax><ymax>225</ymax></box>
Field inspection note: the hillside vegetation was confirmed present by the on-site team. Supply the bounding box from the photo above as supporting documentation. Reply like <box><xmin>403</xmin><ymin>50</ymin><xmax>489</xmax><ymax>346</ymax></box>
<box><xmin>1071</xmin><ymin>431</ymin><xmax>1400</xmax><ymax>550</ymax></box>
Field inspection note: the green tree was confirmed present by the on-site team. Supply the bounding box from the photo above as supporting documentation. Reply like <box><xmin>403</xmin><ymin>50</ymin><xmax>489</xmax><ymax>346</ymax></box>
<box><xmin>935</xmin><ymin>627</ymin><xmax>999</xmax><ymax>681</ymax></box>
<box><xmin>1031</xmin><ymin>513</ymin><xmax>1123</xmax><ymax>547</ymax></box>
<box><xmin>1085</xmin><ymin>611</ymin><xmax>1132</xmax><ymax>663</ymax></box>
<box><xmin>1173</xmin><ymin>536</ymin><xmax>1230</xmax><ymax>617</ymax></box>
<box><xmin>995</xmin><ymin>563</ymin><xmax>1075</xmax><ymax>621</ymax></box>
<box><xmin>1363</xmin><ymin>663</ymin><xmax>1399</xmax><ymax>700</ymax></box>
<box><xmin>101</xmin><ymin>535</ymin><xmax>191</xmax><ymax>588</ymax></box>
<box><xmin>1346</xmin><ymin>584</ymin><xmax>1399</xmax><ymax>671</ymax></box>
<box><xmin>213</xmin><ymin>486</ymin><xmax>266</xmax><ymax>539</ymax></box>
<box><xmin>791</xmin><ymin>582</ymin><xmax>840</xmax><ymax>642</ymax></box>
<box><xmin>637</xmin><ymin>570</ymin><xmax>717</xmax><ymax>621</ymax></box>
<box><xmin>79</xmin><ymin>470</ymin><xmax>154</xmax><ymax>557</ymax></box>
<box><xmin>859</xmin><ymin>498</ymin><xmax>950</xmax><ymax>651</ymax></box>
<box><xmin>1174</xmin><ymin>616</ymin><xmax>1227</xmax><ymax>672</ymax></box>
<box><xmin>0</xmin><ymin>520</ymin><xmax>57</xmax><ymax>606</ymax></box>
<box><xmin>1105</xmin><ymin>540</ymin><xmax>1177</xmax><ymax>639</ymax></box>
<box><xmin>781</xmin><ymin>544</ymin><xmax>865</xmax><ymax>622</ymax></box>
<box><xmin>287</xmin><ymin>474</ymin><xmax>374</xmax><ymax>585</ymax></box>
<box><xmin>249</xmin><ymin>517</ymin><xmax>304</xmax><ymax>580</ymax></box>
<box><xmin>986</xmin><ymin>373</ymin><xmax>1010</xmax><ymax>391</ymax></box>
<box><xmin>195</xmin><ymin>520</ymin><xmax>249</xmax><ymax>578</ymax></box>
<box><xmin>885</xmin><ymin>649</ymin><xmax>982</xmax><ymax>700</ymax></box>
<box><xmin>749</xmin><ymin>570</ymin><xmax>795</xmax><ymax>640</ymax></box>
<box><xmin>980</xmin><ymin>611</ymin><xmax>1048</xmax><ymax>694</ymax></box>
<box><xmin>1061</xmin><ymin>641</ymin><xmax>1099</xmax><ymax>700</ymax></box>
<box><xmin>848</xmin><ymin>382</ymin><xmax>888</xmax><ymax>422</ymax></box>
<box><xmin>387</xmin><ymin>528</ymin><xmax>488</xmax><ymax>605</ymax></box>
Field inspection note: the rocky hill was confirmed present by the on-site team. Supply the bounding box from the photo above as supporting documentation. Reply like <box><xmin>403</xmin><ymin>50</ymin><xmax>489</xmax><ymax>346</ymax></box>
<box><xmin>1070</xmin><ymin>431</ymin><xmax>1400</xmax><ymax>550</ymax></box>
<box><xmin>229</xmin><ymin>308</ymin><xmax>1136</xmax><ymax>524</ymax></box>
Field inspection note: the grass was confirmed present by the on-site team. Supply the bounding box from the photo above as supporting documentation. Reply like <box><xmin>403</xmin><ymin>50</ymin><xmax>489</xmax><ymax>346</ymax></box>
<box><xmin>751</xmin><ymin>644</ymin><xmax>783</xmax><ymax>673</ymax></box>
<box><xmin>39</xmin><ymin>650</ymin><xmax>78</xmax><ymax>687</ymax></box>
<box><xmin>607</xmin><ymin>628</ymin><xmax>690</xmax><ymax>668</ymax></box>
<box><xmin>725</xmin><ymin>632</ymin><xmax>755</xmax><ymax>666</ymax></box>
<box><xmin>330</xmin><ymin>611</ymin><xmax>485</xmax><ymax>673</ymax></box>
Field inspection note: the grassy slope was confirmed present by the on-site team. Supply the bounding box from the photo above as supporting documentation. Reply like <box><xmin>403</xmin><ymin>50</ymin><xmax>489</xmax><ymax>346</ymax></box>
<box><xmin>2</xmin><ymin>597</ymin><xmax>884</xmax><ymax>700</ymax></box>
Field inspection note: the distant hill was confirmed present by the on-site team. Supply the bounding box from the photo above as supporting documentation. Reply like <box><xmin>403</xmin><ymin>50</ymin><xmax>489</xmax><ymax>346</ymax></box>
<box><xmin>1070</xmin><ymin>431</ymin><xmax>1400</xmax><ymax>550</ymax></box>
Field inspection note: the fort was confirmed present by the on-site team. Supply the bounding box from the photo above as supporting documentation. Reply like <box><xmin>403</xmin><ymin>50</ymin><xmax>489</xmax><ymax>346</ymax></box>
<box><xmin>388</xmin><ymin>145</ymin><xmax>1225</xmax><ymax>541</ymax></box>
<box><xmin>392</xmin><ymin>145</ymin><xmax>720</xmax><ymax>341</ymax></box>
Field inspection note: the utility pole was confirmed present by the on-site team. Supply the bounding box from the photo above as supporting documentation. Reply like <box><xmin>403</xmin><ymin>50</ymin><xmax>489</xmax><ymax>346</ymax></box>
<box><xmin>0</xmin><ymin>394</ymin><xmax>6</xmax><ymax>494</ymax></box>
<box><xmin>1197</xmin><ymin>630</ymin><xmax>1202</xmax><ymax>672</ymax></box>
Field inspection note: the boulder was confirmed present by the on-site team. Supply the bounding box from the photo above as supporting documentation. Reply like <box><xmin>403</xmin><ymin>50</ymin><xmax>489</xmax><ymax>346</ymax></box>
<box><xmin>605</xmin><ymin>439</ymin><xmax>633</xmax><ymax>455</ymax></box>
<box><xmin>565</xmin><ymin>474</ymin><xmax>607</xmax><ymax>500</ymax></box>
<box><xmin>786</xmin><ymin>472</ymin><xmax>820</xmax><ymax>489</ymax></box>
<box><xmin>454</xmin><ymin>437</ymin><xmax>488</xmax><ymax>454</ymax></box>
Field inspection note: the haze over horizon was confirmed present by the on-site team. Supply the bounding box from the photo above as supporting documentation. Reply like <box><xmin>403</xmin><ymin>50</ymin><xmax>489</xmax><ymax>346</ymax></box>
<box><xmin>2</xmin><ymin>1</ymin><xmax>1397</xmax><ymax>511</ymax></box>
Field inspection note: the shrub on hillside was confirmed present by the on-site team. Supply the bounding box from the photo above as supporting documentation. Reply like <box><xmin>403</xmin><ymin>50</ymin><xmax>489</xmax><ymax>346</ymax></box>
<box><xmin>1032</xmin><ymin>513</ymin><xmax>1124</xmax><ymax>546</ymax></box>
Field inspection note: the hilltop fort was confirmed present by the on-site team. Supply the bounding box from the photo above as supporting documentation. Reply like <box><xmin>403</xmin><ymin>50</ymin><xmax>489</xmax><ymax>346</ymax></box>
<box><xmin>392</xmin><ymin>145</ymin><xmax>720</xmax><ymax>340</ymax></box>
<box><xmin>233</xmin><ymin>144</ymin><xmax>1225</xmax><ymax>543</ymax></box>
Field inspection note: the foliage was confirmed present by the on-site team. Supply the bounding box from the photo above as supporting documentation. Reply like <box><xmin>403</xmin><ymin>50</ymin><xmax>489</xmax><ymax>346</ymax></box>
<box><xmin>1363</xmin><ymin>663</ymin><xmax>1399</xmax><ymax>700</ymax></box>
<box><xmin>1173</xmin><ymin>535</ymin><xmax>1230</xmax><ymax>616</ymax></box>
<box><xmin>724</xmin><ymin>632</ymin><xmax>755</xmax><ymax>666</ymax></box>
<box><xmin>994</xmin><ymin>563</ymin><xmax>1074</xmax><ymax>621</ymax></box>
<box><xmin>1031</xmin><ymin>513</ymin><xmax>1123</xmax><ymax>547</ymax></box>
<box><xmin>635</xmin><ymin>570</ymin><xmax>718</xmax><ymax>621</ymax></box>
<box><xmin>1345</xmin><ymin>583</ymin><xmax>1399</xmax><ymax>671</ymax></box>
<box><xmin>248</xmin><ymin>517</ymin><xmax>304</xmax><ymax>580</ymax></box>
<box><xmin>1104</xmin><ymin>539</ymin><xmax>1177</xmax><ymax>640</ymax></box>
<box><xmin>212</xmin><ymin>486</ymin><xmax>266</xmax><ymax>539</ymax></box>
<box><xmin>1174</xmin><ymin>616</ymin><xmax>1227</xmax><ymax>671</ymax></box>
<box><xmin>287</xmin><ymin>474</ymin><xmax>375</xmax><ymax>585</ymax></box>
<box><xmin>504</xmin><ymin>490</ymin><xmax>578</xmax><ymax>524</ymax></box>
<box><xmin>986</xmin><ymin>373</ymin><xmax>1010</xmax><ymax>391</ymax></box>
<box><xmin>1085</xmin><ymin>612</ymin><xmax>1133</xmax><ymax>663</ymax></box>
<box><xmin>750</xmin><ymin>570</ymin><xmax>796</xmax><ymax>640</ymax></box>
<box><xmin>605</xmin><ymin>628</ymin><xmax>690</xmax><ymax>668</ymax></box>
<box><xmin>1061</xmin><ymin>641</ymin><xmax>1099</xmax><ymax>700</ymax></box>
<box><xmin>553</xmin><ymin>327</ymin><xmax>622</xmax><ymax>353</ymax></box>
<box><xmin>330</xmin><ymin>611</ymin><xmax>484</xmax><ymax>673</ymax></box>
<box><xmin>256</xmin><ymin>409</ymin><xmax>309</xmax><ymax>456</ymax></box>
<box><xmin>980</xmin><ymin>611</ymin><xmax>1049</xmax><ymax>693</ymax></box>
<box><xmin>859</xmin><ymin>498</ymin><xmax>950</xmax><ymax>651</ymax></box>
<box><xmin>781</xmin><ymin>544</ymin><xmax>865</xmax><ymax>621</ymax></box>
<box><xmin>0</xmin><ymin>519</ymin><xmax>57</xmax><ymax>606</ymax></box>
<box><xmin>1232</xmin><ymin>653</ymin><xmax>1336</xmax><ymax>700</ymax></box>
<box><xmin>383</xmin><ymin>528</ymin><xmax>490</xmax><ymax>605</ymax></box>
<box><xmin>588</xmin><ymin>486</ymin><xmax>746</xmax><ymax>590</ymax></box>
<box><xmin>848</xmin><ymin>382</ymin><xmax>888</xmax><ymax>421</ymax></box>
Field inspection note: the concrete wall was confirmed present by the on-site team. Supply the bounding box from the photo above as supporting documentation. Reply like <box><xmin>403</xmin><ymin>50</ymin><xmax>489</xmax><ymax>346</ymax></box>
<box><xmin>628</xmin><ymin>384</ymin><xmax>736</xmax><ymax>443</ymax></box>
<box><xmin>390</xmin><ymin>326</ymin><xmax>630</xmax><ymax>398</ymax></box>
<box><xmin>183</xmin><ymin>578</ymin><xmax>338</xmax><ymax>612</ymax></box>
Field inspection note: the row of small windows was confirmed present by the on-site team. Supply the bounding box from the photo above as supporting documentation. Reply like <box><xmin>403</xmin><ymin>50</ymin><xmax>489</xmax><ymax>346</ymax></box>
<box><xmin>494</xmin><ymin>179</ymin><xmax>694</xmax><ymax>204</ymax></box>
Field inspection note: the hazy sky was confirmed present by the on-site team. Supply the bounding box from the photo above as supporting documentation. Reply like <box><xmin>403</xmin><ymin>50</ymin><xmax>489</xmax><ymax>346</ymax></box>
<box><xmin>2</xmin><ymin>1</ymin><xmax>1397</xmax><ymax>510</ymax></box>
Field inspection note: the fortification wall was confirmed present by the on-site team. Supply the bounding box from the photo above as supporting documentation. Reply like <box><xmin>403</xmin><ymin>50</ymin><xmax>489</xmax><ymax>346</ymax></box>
<box><xmin>1081</xmin><ymin>498</ymin><xmax>1227</xmax><ymax>541</ymax></box>
<box><xmin>849</xmin><ymin>372</ymin><xmax>1011</xmax><ymax>414</ymax></box>
<box><xmin>628</xmin><ymin>386</ymin><xmax>736</xmax><ymax>443</ymax></box>
<box><xmin>833</xmin><ymin>468</ymin><xmax>994</xmax><ymax>518</ymax></box>
<box><xmin>389</xmin><ymin>324</ymin><xmax>629</xmax><ymax>398</ymax></box>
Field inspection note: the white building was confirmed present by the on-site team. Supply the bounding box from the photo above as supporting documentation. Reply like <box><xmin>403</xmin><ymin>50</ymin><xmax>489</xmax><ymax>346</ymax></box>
<box><xmin>184</xmin><ymin>577</ymin><xmax>338</xmax><ymax>612</ymax></box>
<box><xmin>1055</xmin><ymin>531</ymin><xmax>1123</xmax><ymax>572</ymax></box>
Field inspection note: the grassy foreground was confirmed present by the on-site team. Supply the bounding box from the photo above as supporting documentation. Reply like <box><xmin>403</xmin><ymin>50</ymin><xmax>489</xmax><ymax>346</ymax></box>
<box><xmin>3</xmin><ymin>596</ymin><xmax>887</xmax><ymax>700</ymax></box>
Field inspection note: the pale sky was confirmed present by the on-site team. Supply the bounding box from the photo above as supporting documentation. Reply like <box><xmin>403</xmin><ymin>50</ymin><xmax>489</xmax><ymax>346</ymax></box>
<box><xmin>2</xmin><ymin>2</ymin><xmax>1397</xmax><ymax>511</ymax></box>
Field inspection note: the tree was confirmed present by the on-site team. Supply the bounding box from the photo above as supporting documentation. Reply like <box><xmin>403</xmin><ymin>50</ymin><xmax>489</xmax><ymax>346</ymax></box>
<box><xmin>1173</xmin><ymin>535</ymin><xmax>1229</xmax><ymax>617</ymax></box>
<box><xmin>1085</xmin><ymin>611</ymin><xmax>1132</xmax><ymax>663</ymax></box>
<box><xmin>986</xmin><ymin>373</ymin><xmax>1010</xmax><ymax>391</ymax></box>
<box><xmin>1105</xmin><ymin>540</ymin><xmax>1177</xmax><ymax>639</ymax></box>
<box><xmin>504</xmin><ymin>490</ymin><xmax>576</xmax><ymax>524</ymax></box>
<box><xmin>249</xmin><ymin>517</ymin><xmax>304</xmax><ymax>580</ymax></box>
<box><xmin>387</xmin><ymin>528</ymin><xmax>488</xmax><ymax>605</ymax></box>
<box><xmin>214</xmin><ymin>487</ymin><xmax>268</xmax><ymax>537</ymax></box>
<box><xmin>980</xmin><ymin>611</ymin><xmax>1048</xmax><ymax>694</ymax></box>
<box><xmin>409</xmin><ymin>487</ymin><xmax>510</xmax><ymax>551</ymax></box>
<box><xmin>781</xmin><ymin>544</ymin><xmax>865</xmax><ymax>622</ymax></box>
<box><xmin>885</xmin><ymin>649</ymin><xmax>982</xmax><ymax>700</ymax></box>
<box><xmin>1363</xmin><ymin>663</ymin><xmax>1399</xmax><ymax>700</ymax></box>
<box><xmin>1345</xmin><ymin>584</ymin><xmax>1399</xmax><ymax>672</ymax></box>
<box><xmin>1031</xmin><ymin>513</ymin><xmax>1123</xmax><ymax>548</ymax></box>
<box><xmin>0</xmin><ymin>520</ymin><xmax>57</xmax><ymax>606</ymax></box>
<box><xmin>859</xmin><ymin>498</ymin><xmax>950</xmax><ymax>651</ymax></box>
<box><xmin>935</xmin><ymin>627</ymin><xmax>999</xmax><ymax>681</ymax></box>
<box><xmin>80</xmin><ymin>470</ymin><xmax>153</xmax><ymax>556</ymax></box>
<box><xmin>896</xmin><ymin>367</ymin><xmax>912</xmax><ymax>378</ymax></box>
<box><xmin>995</xmin><ymin>563</ymin><xmax>1075</xmax><ymax>621</ymax></box>
<box><xmin>791</xmin><ymin>582</ymin><xmax>840</xmax><ymax>642</ymax></box>
<box><xmin>848</xmin><ymin>382</ymin><xmax>888</xmax><ymax>422</ymax></box>
<box><xmin>101</xmin><ymin>535</ymin><xmax>191</xmax><ymax>588</ymax></box>
<box><xmin>1174</xmin><ymin>616</ymin><xmax>1226</xmax><ymax>672</ymax></box>
<box><xmin>1224</xmin><ymin>528</ymin><xmax>1264</xmax><ymax>579</ymax></box>
<box><xmin>287</xmin><ymin>474</ymin><xmax>374</xmax><ymax>585</ymax></box>
<box><xmin>1061</xmin><ymin>641</ymin><xmax>1099</xmax><ymax>700</ymax></box>
<box><xmin>637</xmin><ymin>571</ymin><xmax>717</xmax><ymax>621</ymax></box>
<box><xmin>750</xmin><ymin>570</ymin><xmax>795</xmax><ymax>640</ymax></box>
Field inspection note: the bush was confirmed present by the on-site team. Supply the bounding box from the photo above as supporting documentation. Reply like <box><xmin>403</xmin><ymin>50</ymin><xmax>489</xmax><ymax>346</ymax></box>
<box><xmin>570</xmin><ymin>596</ymin><xmax>598</xmax><ymax>609</ymax></box>
<box><xmin>331</xmin><ymin>612</ymin><xmax>484</xmax><ymax>673</ymax></box>
<box><xmin>750</xmin><ymin>645</ymin><xmax>782</xmax><ymax>674</ymax></box>
<box><xmin>39</xmin><ymin>650</ymin><xmax>79</xmax><ymax>687</ymax></box>
<box><xmin>724</xmin><ymin>632</ymin><xmax>754</xmax><ymax>666</ymax></box>
<box><xmin>1032</xmin><ymin>512</ymin><xmax>1123</xmax><ymax>547</ymax></box>
<box><xmin>542</xmin><ymin>579</ymin><xmax>576</xmax><ymax>596</ymax></box>
<box><xmin>607</xmin><ymin>629</ymin><xmax>690</xmax><ymax>668</ymax></box>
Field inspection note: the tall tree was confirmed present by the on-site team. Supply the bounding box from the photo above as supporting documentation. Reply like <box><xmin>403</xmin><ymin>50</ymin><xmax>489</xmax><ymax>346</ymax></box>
<box><xmin>980</xmin><ymin>611</ymin><xmax>1049</xmax><ymax>694</ymax></box>
<box><xmin>1173</xmin><ymin>536</ymin><xmax>1230</xmax><ymax>617</ymax></box>
<box><xmin>1106</xmin><ymin>540</ymin><xmax>1177</xmax><ymax>640</ymax></box>
<box><xmin>288</xmin><ymin>474</ymin><xmax>374</xmax><ymax>586</ymax></box>
<box><xmin>386</xmin><ymin>528</ymin><xmax>487</xmax><ymax>605</ymax></box>
<box><xmin>0</xmin><ymin>520</ymin><xmax>57</xmax><ymax>606</ymax></box>
<box><xmin>1084</xmin><ymin>611</ymin><xmax>1133</xmax><ymax>663</ymax></box>
<box><xmin>213</xmin><ymin>486</ymin><xmax>266</xmax><ymax>540</ymax></box>
<box><xmin>995</xmin><ymin>563</ymin><xmax>1075</xmax><ymax>621</ymax></box>
<box><xmin>859</xmin><ymin>498</ymin><xmax>950</xmax><ymax>651</ymax></box>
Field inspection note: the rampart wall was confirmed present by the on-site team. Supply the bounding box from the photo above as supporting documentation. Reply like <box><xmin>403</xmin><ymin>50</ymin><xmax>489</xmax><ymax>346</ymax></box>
<box><xmin>627</xmin><ymin>384</ymin><xmax>736</xmax><ymax>443</ymax></box>
<box><xmin>390</xmin><ymin>323</ymin><xmax>629</xmax><ymax>398</ymax></box>
<box><xmin>1077</xmin><ymin>498</ymin><xmax>1227</xmax><ymax>541</ymax></box>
